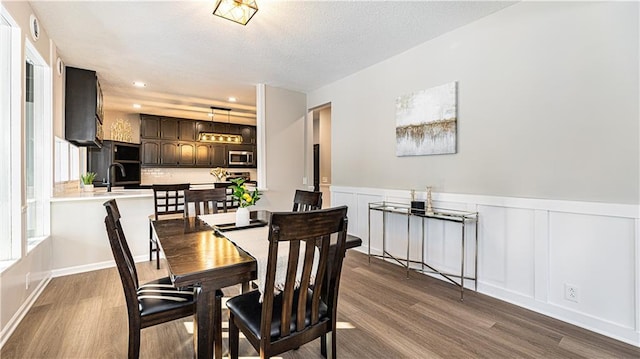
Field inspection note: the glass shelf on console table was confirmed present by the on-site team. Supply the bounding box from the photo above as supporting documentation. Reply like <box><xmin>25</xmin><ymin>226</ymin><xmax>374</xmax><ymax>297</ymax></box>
<box><xmin>367</xmin><ymin>201</ymin><xmax>479</xmax><ymax>301</ymax></box>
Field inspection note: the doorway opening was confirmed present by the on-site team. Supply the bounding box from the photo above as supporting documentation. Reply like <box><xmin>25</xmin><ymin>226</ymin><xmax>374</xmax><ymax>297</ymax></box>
<box><xmin>309</xmin><ymin>104</ymin><xmax>331</xmax><ymax>208</ymax></box>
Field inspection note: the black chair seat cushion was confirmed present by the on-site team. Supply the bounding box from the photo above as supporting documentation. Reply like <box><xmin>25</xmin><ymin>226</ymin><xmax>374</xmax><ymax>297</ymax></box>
<box><xmin>138</xmin><ymin>277</ymin><xmax>222</xmax><ymax>317</ymax></box>
<box><xmin>226</xmin><ymin>288</ymin><xmax>328</xmax><ymax>340</ymax></box>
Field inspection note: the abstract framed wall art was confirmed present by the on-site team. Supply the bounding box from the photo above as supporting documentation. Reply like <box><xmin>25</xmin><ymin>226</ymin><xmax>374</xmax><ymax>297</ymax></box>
<box><xmin>396</xmin><ymin>81</ymin><xmax>457</xmax><ymax>156</ymax></box>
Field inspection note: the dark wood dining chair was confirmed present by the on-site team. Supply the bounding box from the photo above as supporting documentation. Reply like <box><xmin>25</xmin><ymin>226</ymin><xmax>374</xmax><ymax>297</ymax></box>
<box><xmin>104</xmin><ymin>199</ymin><xmax>223</xmax><ymax>359</ymax></box>
<box><xmin>226</xmin><ymin>206</ymin><xmax>349</xmax><ymax>359</ymax></box>
<box><xmin>214</xmin><ymin>182</ymin><xmax>240</xmax><ymax>209</ymax></box>
<box><xmin>149</xmin><ymin>183</ymin><xmax>190</xmax><ymax>269</ymax></box>
<box><xmin>292</xmin><ymin>189</ymin><xmax>323</xmax><ymax>211</ymax></box>
<box><xmin>184</xmin><ymin>188</ymin><xmax>228</xmax><ymax>217</ymax></box>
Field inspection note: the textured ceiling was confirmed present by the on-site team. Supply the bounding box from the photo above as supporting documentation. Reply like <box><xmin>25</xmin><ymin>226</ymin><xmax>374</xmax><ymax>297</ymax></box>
<box><xmin>29</xmin><ymin>0</ymin><xmax>515</xmax><ymax>123</ymax></box>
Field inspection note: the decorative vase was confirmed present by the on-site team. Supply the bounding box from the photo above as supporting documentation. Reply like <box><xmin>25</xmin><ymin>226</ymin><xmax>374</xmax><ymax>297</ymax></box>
<box><xmin>235</xmin><ymin>207</ymin><xmax>250</xmax><ymax>227</ymax></box>
<box><xmin>83</xmin><ymin>184</ymin><xmax>94</xmax><ymax>192</ymax></box>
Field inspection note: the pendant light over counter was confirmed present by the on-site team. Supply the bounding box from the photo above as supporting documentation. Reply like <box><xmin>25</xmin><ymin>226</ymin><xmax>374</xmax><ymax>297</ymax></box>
<box><xmin>199</xmin><ymin>106</ymin><xmax>243</xmax><ymax>144</ymax></box>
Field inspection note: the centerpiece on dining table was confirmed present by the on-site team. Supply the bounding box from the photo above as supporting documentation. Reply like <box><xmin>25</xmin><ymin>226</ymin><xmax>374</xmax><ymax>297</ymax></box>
<box><xmin>230</xmin><ymin>178</ymin><xmax>260</xmax><ymax>227</ymax></box>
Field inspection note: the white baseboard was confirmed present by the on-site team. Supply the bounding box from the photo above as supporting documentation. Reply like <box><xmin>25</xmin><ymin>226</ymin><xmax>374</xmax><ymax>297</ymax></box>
<box><xmin>51</xmin><ymin>254</ymin><xmax>149</xmax><ymax>277</ymax></box>
<box><xmin>0</xmin><ymin>274</ymin><xmax>51</xmax><ymax>349</ymax></box>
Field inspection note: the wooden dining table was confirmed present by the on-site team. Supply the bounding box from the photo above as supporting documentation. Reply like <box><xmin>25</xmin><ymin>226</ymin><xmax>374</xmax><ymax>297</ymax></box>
<box><xmin>152</xmin><ymin>210</ymin><xmax>362</xmax><ymax>359</ymax></box>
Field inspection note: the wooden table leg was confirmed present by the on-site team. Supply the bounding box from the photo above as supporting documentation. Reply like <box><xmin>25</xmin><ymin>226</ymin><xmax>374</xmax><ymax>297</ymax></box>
<box><xmin>193</xmin><ymin>286</ymin><xmax>222</xmax><ymax>359</ymax></box>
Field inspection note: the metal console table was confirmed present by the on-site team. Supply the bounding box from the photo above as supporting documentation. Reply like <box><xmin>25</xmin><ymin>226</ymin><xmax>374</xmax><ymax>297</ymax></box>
<box><xmin>368</xmin><ymin>201</ymin><xmax>479</xmax><ymax>300</ymax></box>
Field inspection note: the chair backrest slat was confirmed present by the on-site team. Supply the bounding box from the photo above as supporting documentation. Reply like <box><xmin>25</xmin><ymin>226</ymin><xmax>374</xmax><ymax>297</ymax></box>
<box><xmin>292</xmin><ymin>190</ymin><xmax>322</xmax><ymax>212</ymax></box>
<box><xmin>152</xmin><ymin>183</ymin><xmax>190</xmax><ymax>220</ymax></box>
<box><xmin>262</xmin><ymin>206</ymin><xmax>348</xmax><ymax>341</ymax></box>
<box><xmin>184</xmin><ymin>188</ymin><xmax>228</xmax><ymax>217</ymax></box>
<box><xmin>104</xmin><ymin>199</ymin><xmax>140</xmax><ymax>317</ymax></box>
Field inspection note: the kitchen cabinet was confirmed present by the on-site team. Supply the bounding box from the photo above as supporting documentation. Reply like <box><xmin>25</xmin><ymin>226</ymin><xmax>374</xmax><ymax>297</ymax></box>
<box><xmin>178</xmin><ymin>120</ymin><xmax>196</xmax><ymax>141</ymax></box>
<box><xmin>139</xmin><ymin>114</ymin><xmax>256</xmax><ymax>168</ymax></box>
<box><xmin>195</xmin><ymin>144</ymin><xmax>211</xmax><ymax>166</ymax></box>
<box><xmin>196</xmin><ymin>121</ymin><xmax>213</xmax><ymax>136</ymax></box>
<box><xmin>157</xmin><ymin>142</ymin><xmax>195</xmax><ymax>166</ymax></box>
<box><xmin>160</xmin><ymin>118</ymin><xmax>179</xmax><ymax>140</ymax></box>
<box><xmin>141</xmin><ymin>141</ymin><xmax>160</xmax><ymax>165</ymax></box>
<box><xmin>195</xmin><ymin>143</ymin><xmax>226</xmax><ymax>167</ymax></box>
<box><xmin>140</xmin><ymin>115</ymin><xmax>160</xmax><ymax>138</ymax></box>
<box><xmin>159</xmin><ymin>118</ymin><xmax>196</xmax><ymax>141</ymax></box>
<box><xmin>87</xmin><ymin>140</ymin><xmax>141</xmax><ymax>186</ymax></box>
<box><xmin>160</xmin><ymin>142</ymin><xmax>179</xmax><ymax>165</ymax></box>
<box><xmin>240</xmin><ymin>126</ymin><xmax>256</xmax><ymax>144</ymax></box>
<box><xmin>65</xmin><ymin>67</ymin><xmax>104</xmax><ymax>147</ymax></box>
<box><xmin>211</xmin><ymin>144</ymin><xmax>226</xmax><ymax>167</ymax></box>
<box><xmin>178</xmin><ymin>142</ymin><xmax>195</xmax><ymax>165</ymax></box>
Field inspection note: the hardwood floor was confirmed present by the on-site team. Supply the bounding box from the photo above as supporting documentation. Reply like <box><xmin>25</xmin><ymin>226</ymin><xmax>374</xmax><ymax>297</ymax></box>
<box><xmin>2</xmin><ymin>251</ymin><xmax>639</xmax><ymax>358</ymax></box>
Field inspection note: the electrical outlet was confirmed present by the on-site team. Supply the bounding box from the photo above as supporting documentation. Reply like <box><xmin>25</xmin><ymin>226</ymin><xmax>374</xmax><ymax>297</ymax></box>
<box><xmin>564</xmin><ymin>284</ymin><xmax>578</xmax><ymax>303</ymax></box>
<box><xmin>25</xmin><ymin>272</ymin><xmax>30</xmax><ymax>290</ymax></box>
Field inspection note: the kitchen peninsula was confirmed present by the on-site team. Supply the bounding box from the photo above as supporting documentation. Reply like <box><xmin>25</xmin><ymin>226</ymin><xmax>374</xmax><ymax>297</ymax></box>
<box><xmin>50</xmin><ymin>188</ymin><xmax>154</xmax><ymax>276</ymax></box>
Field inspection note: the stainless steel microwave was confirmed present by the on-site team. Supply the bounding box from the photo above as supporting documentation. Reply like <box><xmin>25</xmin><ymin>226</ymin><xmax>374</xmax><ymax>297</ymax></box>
<box><xmin>228</xmin><ymin>150</ymin><xmax>254</xmax><ymax>166</ymax></box>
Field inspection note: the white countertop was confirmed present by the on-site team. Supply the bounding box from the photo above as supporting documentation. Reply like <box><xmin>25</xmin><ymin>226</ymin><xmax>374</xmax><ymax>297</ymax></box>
<box><xmin>51</xmin><ymin>188</ymin><xmax>153</xmax><ymax>202</ymax></box>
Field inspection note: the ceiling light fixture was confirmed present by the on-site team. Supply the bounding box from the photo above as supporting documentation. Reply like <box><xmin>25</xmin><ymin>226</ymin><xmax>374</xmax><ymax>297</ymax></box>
<box><xmin>228</xmin><ymin>97</ymin><xmax>237</xmax><ymax>102</ymax></box>
<box><xmin>133</xmin><ymin>104</ymin><xmax>141</xmax><ymax>109</ymax></box>
<box><xmin>133</xmin><ymin>81</ymin><xmax>146</xmax><ymax>88</ymax></box>
<box><xmin>213</xmin><ymin>0</ymin><xmax>258</xmax><ymax>26</ymax></box>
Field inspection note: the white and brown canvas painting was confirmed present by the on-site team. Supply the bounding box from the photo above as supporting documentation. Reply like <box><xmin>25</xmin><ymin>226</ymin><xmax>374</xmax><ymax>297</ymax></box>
<box><xmin>396</xmin><ymin>82</ymin><xmax>457</xmax><ymax>156</ymax></box>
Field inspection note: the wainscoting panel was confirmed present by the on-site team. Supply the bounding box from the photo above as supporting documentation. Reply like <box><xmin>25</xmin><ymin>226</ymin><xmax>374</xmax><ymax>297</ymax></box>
<box><xmin>331</xmin><ymin>185</ymin><xmax>640</xmax><ymax>347</ymax></box>
<box><xmin>548</xmin><ymin>211</ymin><xmax>635</xmax><ymax>329</ymax></box>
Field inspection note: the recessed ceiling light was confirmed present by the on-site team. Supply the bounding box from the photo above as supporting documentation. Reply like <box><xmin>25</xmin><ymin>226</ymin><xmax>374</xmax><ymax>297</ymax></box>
<box><xmin>133</xmin><ymin>104</ymin><xmax>141</xmax><ymax>109</ymax></box>
<box><xmin>133</xmin><ymin>81</ymin><xmax>146</xmax><ymax>88</ymax></box>
<box><xmin>228</xmin><ymin>97</ymin><xmax>237</xmax><ymax>102</ymax></box>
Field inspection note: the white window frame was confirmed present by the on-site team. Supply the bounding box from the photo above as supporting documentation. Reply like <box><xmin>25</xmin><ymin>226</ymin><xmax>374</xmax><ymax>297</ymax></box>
<box><xmin>24</xmin><ymin>39</ymin><xmax>52</xmax><ymax>252</ymax></box>
<box><xmin>0</xmin><ymin>6</ymin><xmax>21</xmax><ymax>263</ymax></box>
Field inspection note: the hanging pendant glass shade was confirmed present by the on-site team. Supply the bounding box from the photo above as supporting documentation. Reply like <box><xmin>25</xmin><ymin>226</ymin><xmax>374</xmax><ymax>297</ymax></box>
<box><xmin>213</xmin><ymin>0</ymin><xmax>258</xmax><ymax>26</ymax></box>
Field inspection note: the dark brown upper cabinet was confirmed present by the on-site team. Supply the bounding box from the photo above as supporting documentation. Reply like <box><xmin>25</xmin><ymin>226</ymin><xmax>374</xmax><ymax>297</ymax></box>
<box><xmin>178</xmin><ymin>120</ymin><xmax>196</xmax><ymax>141</ymax></box>
<box><xmin>196</xmin><ymin>121</ymin><xmax>214</xmax><ymax>135</ymax></box>
<box><xmin>64</xmin><ymin>67</ymin><xmax>103</xmax><ymax>147</ymax></box>
<box><xmin>140</xmin><ymin>115</ymin><xmax>160</xmax><ymax>138</ymax></box>
<box><xmin>240</xmin><ymin>126</ymin><xmax>256</xmax><ymax>144</ymax></box>
<box><xmin>160</xmin><ymin>118</ymin><xmax>179</xmax><ymax>140</ymax></box>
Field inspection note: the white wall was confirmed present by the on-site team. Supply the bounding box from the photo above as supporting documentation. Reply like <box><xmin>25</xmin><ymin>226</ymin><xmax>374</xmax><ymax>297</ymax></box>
<box><xmin>102</xmin><ymin>110</ymin><xmax>141</xmax><ymax>144</ymax></box>
<box><xmin>309</xmin><ymin>1</ymin><xmax>639</xmax><ymax>205</ymax></box>
<box><xmin>308</xmin><ymin>1</ymin><xmax>639</xmax><ymax>347</ymax></box>
<box><xmin>257</xmin><ymin>85</ymin><xmax>307</xmax><ymax>212</ymax></box>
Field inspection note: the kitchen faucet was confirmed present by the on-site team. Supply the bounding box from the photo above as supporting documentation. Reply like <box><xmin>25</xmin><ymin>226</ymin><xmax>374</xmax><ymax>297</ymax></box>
<box><xmin>107</xmin><ymin>163</ymin><xmax>126</xmax><ymax>192</ymax></box>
